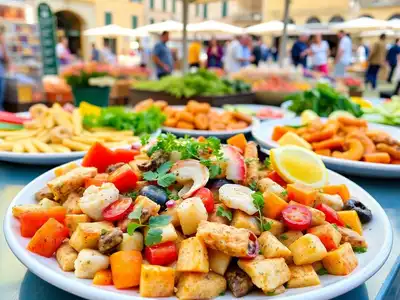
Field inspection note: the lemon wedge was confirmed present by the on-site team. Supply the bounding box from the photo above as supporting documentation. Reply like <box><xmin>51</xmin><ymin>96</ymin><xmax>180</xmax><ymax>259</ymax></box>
<box><xmin>270</xmin><ymin>145</ymin><xmax>328</xmax><ymax>188</ymax></box>
<box><xmin>278</xmin><ymin>132</ymin><xmax>312</xmax><ymax>150</ymax></box>
<box><xmin>301</xmin><ymin>110</ymin><xmax>319</xmax><ymax>124</ymax></box>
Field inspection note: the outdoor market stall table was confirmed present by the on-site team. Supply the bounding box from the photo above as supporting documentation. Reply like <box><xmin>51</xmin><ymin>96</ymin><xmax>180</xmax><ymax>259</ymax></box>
<box><xmin>0</xmin><ymin>161</ymin><xmax>398</xmax><ymax>300</ymax></box>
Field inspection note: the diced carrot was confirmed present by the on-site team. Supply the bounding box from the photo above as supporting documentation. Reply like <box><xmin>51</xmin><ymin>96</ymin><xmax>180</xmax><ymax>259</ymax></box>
<box><xmin>227</xmin><ymin>133</ymin><xmax>247</xmax><ymax>153</ymax></box>
<box><xmin>312</xmin><ymin>137</ymin><xmax>344</xmax><ymax>151</ymax></box>
<box><xmin>338</xmin><ymin>211</ymin><xmax>363</xmax><ymax>235</ymax></box>
<box><xmin>27</xmin><ymin>218</ymin><xmax>69</xmax><ymax>257</ymax></box>
<box><xmin>262</xmin><ymin>191</ymin><xmax>288</xmax><ymax>219</ymax></box>
<box><xmin>20</xmin><ymin>206</ymin><xmax>67</xmax><ymax>238</ymax></box>
<box><xmin>272</xmin><ymin>126</ymin><xmax>295</xmax><ymax>141</ymax></box>
<box><xmin>287</xmin><ymin>183</ymin><xmax>317</xmax><ymax>207</ymax></box>
<box><xmin>84</xmin><ymin>177</ymin><xmax>107</xmax><ymax>189</ymax></box>
<box><xmin>315</xmin><ymin>149</ymin><xmax>332</xmax><ymax>156</ymax></box>
<box><xmin>110</xmin><ymin>250</ymin><xmax>142</xmax><ymax>289</ymax></box>
<box><xmin>363</xmin><ymin>152</ymin><xmax>391</xmax><ymax>164</ymax></box>
<box><xmin>322</xmin><ymin>184</ymin><xmax>350</xmax><ymax>203</ymax></box>
<box><xmin>93</xmin><ymin>269</ymin><xmax>113</xmax><ymax>285</ymax></box>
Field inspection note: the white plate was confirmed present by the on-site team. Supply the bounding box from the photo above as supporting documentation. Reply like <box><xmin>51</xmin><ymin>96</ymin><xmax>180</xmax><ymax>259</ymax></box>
<box><xmin>4</xmin><ymin>160</ymin><xmax>393</xmax><ymax>300</ymax></box>
<box><xmin>252</xmin><ymin>117</ymin><xmax>400</xmax><ymax>178</ymax></box>
<box><xmin>0</xmin><ymin>129</ymin><xmax>161</xmax><ymax>165</ymax></box>
<box><xmin>162</xmin><ymin>106</ymin><xmax>255</xmax><ymax>139</ymax></box>
<box><xmin>223</xmin><ymin>104</ymin><xmax>296</xmax><ymax>120</ymax></box>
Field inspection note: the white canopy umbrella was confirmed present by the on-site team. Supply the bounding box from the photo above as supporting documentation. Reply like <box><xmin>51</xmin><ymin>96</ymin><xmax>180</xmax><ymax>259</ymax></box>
<box><xmin>332</xmin><ymin>17</ymin><xmax>390</xmax><ymax>31</ymax></box>
<box><xmin>388</xmin><ymin>19</ymin><xmax>400</xmax><ymax>29</ymax></box>
<box><xmin>361</xmin><ymin>29</ymin><xmax>398</xmax><ymax>37</ymax></box>
<box><xmin>135</xmin><ymin>20</ymin><xmax>183</xmax><ymax>34</ymax></box>
<box><xmin>83</xmin><ymin>24</ymin><xmax>147</xmax><ymax>37</ymax></box>
<box><xmin>188</xmin><ymin>20</ymin><xmax>244</xmax><ymax>35</ymax></box>
<box><xmin>245</xmin><ymin>20</ymin><xmax>297</xmax><ymax>35</ymax></box>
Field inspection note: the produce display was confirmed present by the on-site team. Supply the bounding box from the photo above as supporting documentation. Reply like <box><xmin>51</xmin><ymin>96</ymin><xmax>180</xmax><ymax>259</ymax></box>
<box><xmin>224</xmin><ymin>105</ymin><xmax>285</xmax><ymax>120</ymax></box>
<box><xmin>252</xmin><ymin>76</ymin><xmax>311</xmax><ymax>93</ymax></box>
<box><xmin>134</xmin><ymin>69</ymin><xmax>251</xmax><ymax>98</ymax></box>
<box><xmin>286</xmin><ymin>84</ymin><xmax>364</xmax><ymax>118</ymax></box>
<box><xmin>272</xmin><ymin>114</ymin><xmax>400</xmax><ymax>164</ymax></box>
<box><xmin>362</xmin><ymin>97</ymin><xmax>400</xmax><ymax>126</ymax></box>
<box><xmin>0</xmin><ymin>103</ymin><xmax>164</xmax><ymax>154</ymax></box>
<box><xmin>12</xmin><ymin>133</ymin><xmax>372</xmax><ymax>298</ymax></box>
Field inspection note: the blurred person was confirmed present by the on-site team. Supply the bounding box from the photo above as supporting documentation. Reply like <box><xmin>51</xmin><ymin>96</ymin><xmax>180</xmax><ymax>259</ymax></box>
<box><xmin>138</xmin><ymin>46</ymin><xmax>150</xmax><ymax>68</ymax></box>
<box><xmin>152</xmin><ymin>31</ymin><xmax>173</xmax><ymax>79</ymax></box>
<box><xmin>270</xmin><ymin>46</ymin><xmax>278</xmax><ymax>62</ymax></box>
<box><xmin>188</xmin><ymin>38</ymin><xmax>201</xmax><ymax>68</ymax></box>
<box><xmin>224</xmin><ymin>36</ymin><xmax>242</xmax><ymax>73</ymax></box>
<box><xmin>386</xmin><ymin>38</ymin><xmax>400</xmax><ymax>83</ymax></box>
<box><xmin>56</xmin><ymin>37</ymin><xmax>72</xmax><ymax>65</ymax></box>
<box><xmin>261</xmin><ymin>42</ymin><xmax>269</xmax><ymax>62</ymax></box>
<box><xmin>0</xmin><ymin>25</ymin><xmax>8</xmax><ymax>110</ymax></box>
<box><xmin>240</xmin><ymin>35</ymin><xmax>253</xmax><ymax>67</ymax></box>
<box><xmin>357</xmin><ymin>43</ymin><xmax>367</xmax><ymax>63</ymax></box>
<box><xmin>101</xmin><ymin>39</ymin><xmax>117</xmax><ymax>64</ymax></box>
<box><xmin>252</xmin><ymin>37</ymin><xmax>263</xmax><ymax>66</ymax></box>
<box><xmin>291</xmin><ymin>34</ymin><xmax>308</xmax><ymax>68</ymax></box>
<box><xmin>365</xmin><ymin>34</ymin><xmax>387</xmax><ymax>90</ymax></box>
<box><xmin>206</xmin><ymin>38</ymin><xmax>223</xmax><ymax>68</ymax></box>
<box><xmin>91</xmin><ymin>43</ymin><xmax>100</xmax><ymax>62</ymax></box>
<box><xmin>334</xmin><ymin>30</ymin><xmax>352</xmax><ymax>78</ymax></box>
<box><xmin>309</xmin><ymin>34</ymin><xmax>330</xmax><ymax>75</ymax></box>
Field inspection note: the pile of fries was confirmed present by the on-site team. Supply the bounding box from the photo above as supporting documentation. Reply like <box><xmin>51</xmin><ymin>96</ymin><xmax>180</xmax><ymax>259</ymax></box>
<box><xmin>273</xmin><ymin>116</ymin><xmax>400</xmax><ymax>164</ymax></box>
<box><xmin>0</xmin><ymin>103</ymin><xmax>138</xmax><ymax>154</ymax></box>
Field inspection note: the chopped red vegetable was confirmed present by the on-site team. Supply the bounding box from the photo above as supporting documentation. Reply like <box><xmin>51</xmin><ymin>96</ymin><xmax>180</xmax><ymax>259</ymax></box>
<box><xmin>112</xmin><ymin>149</ymin><xmax>140</xmax><ymax>164</ymax></box>
<box><xmin>0</xmin><ymin>111</ymin><xmax>31</xmax><ymax>124</ymax></box>
<box><xmin>315</xmin><ymin>203</ymin><xmax>344</xmax><ymax>226</ymax></box>
<box><xmin>267</xmin><ymin>171</ymin><xmax>287</xmax><ymax>187</ymax></box>
<box><xmin>108</xmin><ymin>164</ymin><xmax>138</xmax><ymax>193</ymax></box>
<box><xmin>282</xmin><ymin>205</ymin><xmax>312</xmax><ymax>231</ymax></box>
<box><xmin>144</xmin><ymin>242</ymin><xmax>178</xmax><ymax>266</ymax></box>
<box><xmin>82</xmin><ymin>142</ymin><xmax>115</xmax><ymax>173</ymax></box>
<box><xmin>193</xmin><ymin>187</ymin><xmax>215</xmax><ymax>213</ymax></box>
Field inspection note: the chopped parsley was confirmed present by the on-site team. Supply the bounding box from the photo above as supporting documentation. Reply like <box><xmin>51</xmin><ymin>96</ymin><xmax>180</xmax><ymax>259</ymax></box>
<box><xmin>332</xmin><ymin>224</ymin><xmax>339</xmax><ymax>230</ymax></box>
<box><xmin>219</xmin><ymin>292</ymin><xmax>225</xmax><ymax>296</ymax></box>
<box><xmin>216</xmin><ymin>206</ymin><xmax>232</xmax><ymax>221</ymax></box>
<box><xmin>264</xmin><ymin>157</ymin><xmax>271</xmax><ymax>169</ymax></box>
<box><xmin>266</xmin><ymin>291</ymin><xmax>276</xmax><ymax>296</ymax></box>
<box><xmin>353</xmin><ymin>247</ymin><xmax>368</xmax><ymax>254</ymax></box>
<box><xmin>124</xmin><ymin>191</ymin><xmax>138</xmax><ymax>200</ymax></box>
<box><xmin>100</xmin><ymin>229</ymin><xmax>108</xmax><ymax>235</ymax></box>
<box><xmin>317</xmin><ymin>267</ymin><xmax>329</xmax><ymax>275</ymax></box>
<box><xmin>252</xmin><ymin>192</ymin><xmax>270</xmax><ymax>232</ymax></box>
<box><xmin>280</xmin><ymin>234</ymin><xmax>288</xmax><ymax>241</ymax></box>
<box><xmin>281</xmin><ymin>190</ymin><xmax>288</xmax><ymax>197</ymax></box>
<box><xmin>143</xmin><ymin>161</ymin><xmax>176</xmax><ymax>188</ymax></box>
<box><xmin>166</xmin><ymin>189</ymin><xmax>180</xmax><ymax>200</ymax></box>
<box><xmin>249</xmin><ymin>180</ymin><xmax>258</xmax><ymax>191</ymax></box>
<box><xmin>140</xmin><ymin>133</ymin><xmax>150</xmax><ymax>146</ymax></box>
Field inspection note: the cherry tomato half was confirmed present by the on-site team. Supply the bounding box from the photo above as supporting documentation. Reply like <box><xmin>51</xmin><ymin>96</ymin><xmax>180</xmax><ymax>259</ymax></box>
<box><xmin>145</xmin><ymin>242</ymin><xmax>178</xmax><ymax>266</ymax></box>
<box><xmin>282</xmin><ymin>205</ymin><xmax>312</xmax><ymax>231</ymax></box>
<box><xmin>103</xmin><ymin>197</ymin><xmax>133</xmax><ymax>222</ymax></box>
<box><xmin>193</xmin><ymin>187</ymin><xmax>214</xmax><ymax>213</ymax></box>
<box><xmin>315</xmin><ymin>203</ymin><xmax>344</xmax><ymax>226</ymax></box>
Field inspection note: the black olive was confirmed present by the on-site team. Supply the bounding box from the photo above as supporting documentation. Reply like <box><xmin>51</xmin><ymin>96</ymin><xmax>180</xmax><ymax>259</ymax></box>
<box><xmin>343</xmin><ymin>199</ymin><xmax>372</xmax><ymax>224</ymax></box>
<box><xmin>139</xmin><ymin>185</ymin><xmax>168</xmax><ymax>208</ymax></box>
<box><xmin>207</xmin><ymin>179</ymin><xmax>233</xmax><ymax>201</ymax></box>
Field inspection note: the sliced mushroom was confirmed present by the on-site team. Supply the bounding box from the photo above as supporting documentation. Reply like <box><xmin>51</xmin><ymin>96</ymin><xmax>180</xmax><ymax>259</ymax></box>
<box><xmin>98</xmin><ymin>228</ymin><xmax>123</xmax><ymax>254</ymax></box>
<box><xmin>225</xmin><ymin>264</ymin><xmax>254</xmax><ymax>298</ymax></box>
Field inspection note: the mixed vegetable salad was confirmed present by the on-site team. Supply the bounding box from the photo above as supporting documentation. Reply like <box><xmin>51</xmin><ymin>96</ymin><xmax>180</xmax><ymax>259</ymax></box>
<box><xmin>12</xmin><ymin>134</ymin><xmax>372</xmax><ymax>299</ymax></box>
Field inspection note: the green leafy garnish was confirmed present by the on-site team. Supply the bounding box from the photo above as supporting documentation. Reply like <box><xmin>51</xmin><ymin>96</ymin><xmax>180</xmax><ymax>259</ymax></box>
<box><xmin>100</xmin><ymin>229</ymin><xmax>108</xmax><ymax>235</ymax></box>
<box><xmin>266</xmin><ymin>291</ymin><xmax>276</xmax><ymax>296</ymax></box>
<box><xmin>252</xmin><ymin>192</ymin><xmax>270</xmax><ymax>232</ymax></box>
<box><xmin>286</xmin><ymin>124</ymin><xmax>306</xmax><ymax>129</ymax></box>
<box><xmin>346</xmin><ymin>224</ymin><xmax>352</xmax><ymax>229</ymax></box>
<box><xmin>128</xmin><ymin>205</ymin><xmax>143</xmax><ymax>220</ymax></box>
<box><xmin>143</xmin><ymin>171</ymin><xmax>158</xmax><ymax>181</ymax></box>
<box><xmin>166</xmin><ymin>189</ymin><xmax>180</xmax><ymax>200</ymax></box>
<box><xmin>317</xmin><ymin>267</ymin><xmax>329</xmax><ymax>275</ymax></box>
<box><xmin>145</xmin><ymin>228</ymin><xmax>163</xmax><ymax>246</ymax></box>
<box><xmin>143</xmin><ymin>162</ymin><xmax>176</xmax><ymax>188</ymax></box>
<box><xmin>280</xmin><ymin>234</ymin><xmax>288</xmax><ymax>240</ymax></box>
<box><xmin>157</xmin><ymin>173</ymin><xmax>177</xmax><ymax>188</ymax></box>
<box><xmin>353</xmin><ymin>247</ymin><xmax>368</xmax><ymax>254</ymax></box>
<box><xmin>208</xmin><ymin>164</ymin><xmax>222</xmax><ymax>179</ymax></box>
<box><xmin>216</xmin><ymin>206</ymin><xmax>232</xmax><ymax>221</ymax></box>
<box><xmin>124</xmin><ymin>191</ymin><xmax>138</xmax><ymax>199</ymax></box>
<box><xmin>249</xmin><ymin>181</ymin><xmax>258</xmax><ymax>191</ymax></box>
<box><xmin>127</xmin><ymin>222</ymin><xmax>143</xmax><ymax>234</ymax></box>
<box><xmin>332</xmin><ymin>224</ymin><xmax>339</xmax><ymax>230</ymax></box>
<box><xmin>157</xmin><ymin>161</ymin><xmax>173</xmax><ymax>175</ymax></box>
<box><xmin>149</xmin><ymin>215</ymin><xmax>172</xmax><ymax>228</ymax></box>
<box><xmin>281</xmin><ymin>190</ymin><xmax>288</xmax><ymax>197</ymax></box>
<box><xmin>140</xmin><ymin>133</ymin><xmax>150</xmax><ymax>146</ymax></box>
<box><xmin>219</xmin><ymin>292</ymin><xmax>225</xmax><ymax>297</ymax></box>
<box><xmin>264</xmin><ymin>157</ymin><xmax>271</xmax><ymax>169</ymax></box>
<box><xmin>262</xmin><ymin>221</ymin><xmax>272</xmax><ymax>232</ymax></box>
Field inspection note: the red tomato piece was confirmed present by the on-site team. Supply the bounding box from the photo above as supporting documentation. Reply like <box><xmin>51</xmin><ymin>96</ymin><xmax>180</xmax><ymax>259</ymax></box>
<box><xmin>113</xmin><ymin>149</ymin><xmax>139</xmax><ymax>164</ymax></box>
<box><xmin>267</xmin><ymin>171</ymin><xmax>287</xmax><ymax>187</ymax></box>
<box><xmin>82</xmin><ymin>142</ymin><xmax>115</xmax><ymax>173</ymax></box>
<box><xmin>144</xmin><ymin>242</ymin><xmax>178</xmax><ymax>266</ymax></box>
<box><xmin>193</xmin><ymin>187</ymin><xmax>214</xmax><ymax>213</ymax></box>
<box><xmin>103</xmin><ymin>197</ymin><xmax>134</xmax><ymax>222</ymax></box>
<box><xmin>315</xmin><ymin>203</ymin><xmax>344</xmax><ymax>226</ymax></box>
<box><xmin>0</xmin><ymin>111</ymin><xmax>30</xmax><ymax>124</ymax></box>
<box><xmin>108</xmin><ymin>164</ymin><xmax>138</xmax><ymax>193</ymax></box>
<box><xmin>282</xmin><ymin>205</ymin><xmax>312</xmax><ymax>231</ymax></box>
<box><xmin>19</xmin><ymin>206</ymin><xmax>67</xmax><ymax>238</ymax></box>
<box><xmin>308</xmin><ymin>227</ymin><xmax>338</xmax><ymax>251</ymax></box>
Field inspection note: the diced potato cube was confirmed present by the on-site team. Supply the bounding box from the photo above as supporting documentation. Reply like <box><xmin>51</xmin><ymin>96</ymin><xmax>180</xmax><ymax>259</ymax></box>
<box><xmin>65</xmin><ymin>214</ymin><xmax>91</xmax><ymax>235</ymax></box>
<box><xmin>134</xmin><ymin>195</ymin><xmax>160</xmax><ymax>223</ymax></box>
<box><xmin>54</xmin><ymin>162</ymin><xmax>79</xmax><ymax>177</ymax></box>
<box><xmin>308</xmin><ymin>224</ymin><xmax>342</xmax><ymax>251</ymax></box>
<box><xmin>322</xmin><ymin>243</ymin><xmax>358</xmax><ymax>275</ymax></box>
<box><xmin>140</xmin><ymin>265</ymin><xmax>175</xmax><ymax>297</ymax></box>
<box><xmin>118</xmin><ymin>232</ymin><xmax>143</xmax><ymax>251</ymax></box>
<box><xmin>74</xmin><ymin>249</ymin><xmax>109</xmax><ymax>279</ymax></box>
<box><xmin>175</xmin><ymin>230</ymin><xmax>185</xmax><ymax>252</ymax></box>
<box><xmin>209</xmin><ymin>249</ymin><xmax>232</xmax><ymax>275</ymax></box>
<box><xmin>177</xmin><ymin>197</ymin><xmax>208</xmax><ymax>235</ymax></box>
<box><xmin>287</xmin><ymin>265</ymin><xmax>321</xmax><ymax>288</ymax></box>
<box><xmin>263</xmin><ymin>217</ymin><xmax>284</xmax><ymax>236</ymax></box>
<box><xmin>38</xmin><ymin>198</ymin><xmax>60</xmax><ymax>208</ymax></box>
<box><xmin>259</xmin><ymin>231</ymin><xmax>291</xmax><ymax>259</ymax></box>
<box><xmin>231</xmin><ymin>210</ymin><xmax>261</xmax><ymax>236</ymax></box>
<box><xmin>56</xmin><ymin>241</ymin><xmax>78</xmax><ymax>272</ymax></box>
<box><xmin>338</xmin><ymin>210</ymin><xmax>363</xmax><ymax>235</ymax></box>
<box><xmin>278</xmin><ymin>231</ymin><xmax>304</xmax><ymax>248</ymax></box>
<box><xmin>288</xmin><ymin>201</ymin><xmax>325</xmax><ymax>226</ymax></box>
<box><xmin>176</xmin><ymin>237</ymin><xmax>209</xmax><ymax>273</ymax></box>
<box><xmin>69</xmin><ymin>221</ymin><xmax>114</xmax><ymax>252</ymax></box>
<box><xmin>176</xmin><ymin>272</ymin><xmax>226</xmax><ymax>300</ymax></box>
<box><xmin>12</xmin><ymin>204</ymin><xmax>42</xmax><ymax>218</ymax></box>
<box><xmin>289</xmin><ymin>234</ymin><xmax>327</xmax><ymax>265</ymax></box>
<box><xmin>315</xmin><ymin>193</ymin><xmax>343</xmax><ymax>211</ymax></box>
<box><xmin>160</xmin><ymin>199</ymin><xmax>182</xmax><ymax>227</ymax></box>
<box><xmin>238</xmin><ymin>256</ymin><xmax>291</xmax><ymax>293</ymax></box>
<box><xmin>62</xmin><ymin>192</ymin><xmax>82</xmax><ymax>214</ymax></box>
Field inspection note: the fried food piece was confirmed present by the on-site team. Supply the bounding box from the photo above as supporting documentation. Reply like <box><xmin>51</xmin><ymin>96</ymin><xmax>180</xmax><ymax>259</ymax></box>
<box><xmin>231</xmin><ymin>111</ymin><xmax>252</xmax><ymax>124</ymax></box>
<box><xmin>337</xmin><ymin>116</ymin><xmax>367</xmax><ymax>127</ymax></box>
<box><xmin>332</xmin><ymin>139</ymin><xmax>364</xmax><ymax>161</ymax></box>
<box><xmin>153</xmin><ymin>100</ymin><xmax>168</xmax><ymax>110</ymax></box>
<box><xmin>376</xmin><ymin>143</ymin><xmax>400</xmax><ymax>160</ymax></box>
<box><xmin>347</xmin><ymin>132</ymin><xmax>376</xmax><ymax>154</ymax></box>
<box><xmin>303</xmin><ymin>122</ymin><xmax>339</xmax><ymax>143</ymax></box>
<box><xmin>50</xmin><ymin>126</ymin><xmax>73</xmax><ymax>144</ymax></box>
<box><xmin>312</xmin><ymin>137</ymin><xmax>344</xmax><ymax>151</ymax></box>
<box><xmin>177</xmin><ymin>111</ymin><xmax>194</xmax><ymax>123</ymax></box>
<box><xmin>363</xmin><ymin>152</ymin><xmax>391</xmax><ymax>164</ymax></box>
<box><xmin>315</xmin><ymin>149</ymin><xmax>331</xmax><ymax>156</ymax></box>
<box><xmin>221</xmin><ymin>112</ymin><xmax>234</xmax><ymax>125</ymax></box>
<box><xmin>244</xmin><ymin>142</ymin><xmax>259</xmax><ymax>186</ymax></box>
<box><xmin>163</xmin><ymin>106</ymin><xmax>176</xmax><ymax>117</ymax></box>
<box><xmin>176</xmin><ymin>121</ymin><xmax>195</xmax><ymax>130</ymax></box>
<box><xmin>134</xmin><ymin>99</ymin><xmax>154</xmax><ymax>112</ymax></box>
<box><xmin>29</xmin><ymin>103</ymin><xmax>48</xmax><ymax>119</ymax></box>
<box><xmin>227</xmin><ymin>121</ymin><xmax>249</xmax><ymax>130</ymax></box>
<box><xmin>194</xmin><ymin>113</ymin><xmax>209</xmax><ymax>130</ymax></box>
<box><xmin>209</xmin><ymin>122</ymin><xmax>226</xmax><ymax>131</ymax></box>
<box><xmin>164</xmin><ymin>117</ymin><xmax>179</xmax><ymax>128</ymax></box>
<box><xmin>371</xmin><ymin>135</ymin><xmax>400</xmax><ymax>147</ymax></box>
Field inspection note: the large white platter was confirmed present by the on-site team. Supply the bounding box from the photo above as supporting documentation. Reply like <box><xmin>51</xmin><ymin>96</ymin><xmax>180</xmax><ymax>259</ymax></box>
<box><xmin>223</xmin><ymin>104</ymin><xmax>296</xmax><ymax>120</ymax></box>
<box><xmin>162</xmin><ymin>106</ymin><xmax>255</xmax><ymax>139</ymax></box>
<box><xmin>4</xmin><ymin>160</ymin><xmax>393</xmax><ymax>300</ymax></box>
<box><xmin>252</xmin><ymin>117</ymin><xmax>400</xmax><ymax>178</ymax></box>
<box><xmin>0</xmin><ymin>129</ymin><xmax>161</xmax><ymax>165</ymax></box>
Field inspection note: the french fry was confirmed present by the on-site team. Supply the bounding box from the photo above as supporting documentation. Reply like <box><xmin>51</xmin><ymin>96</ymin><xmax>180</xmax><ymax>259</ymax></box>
<box><xmin>12</xmin><ymin>143</ymin><xmax>25</xmax><ymax>153</ymax></box>
<box><xmin>5</xmin><ymin>130</ymin><xmax>39</xmax><ymax>141</ymax></box>
<box><xmin>62</xmin><ymin>139</ymin><xmax>90</xmax><ymax>151</ymax></box>
<box><xmin>50</xmin><ymin>144</ymin><xmax>72</xmax><ymax>153</ymax></box>
<box><xmin>0</xmin><ymin>142</ymin><xmax>14</xmax><ymax>151</ymax></box>
<box><xmin>0</xmin><ymin>129</ymin><xmax>33</xmax><ymax>138</ymax></box>
<box><xmin>32</xmin><ymin>139</ymin><xmax>54</xmax><ymax>153</ymax></box>
<box><xmin>72</xmin><ymin>109</ymin><xmax>83</xmax><ymax>136</ymax></box>
<box><xmin>71</xmin><ymin>136</ymin><xmax>104</xmax><ymax>145</ymax></box>
<box><xmin>24</xmin><ymin>140</ymin><xmax>39</xmax><ymax>153</ymax></box>
<box><xmin>44</xmin><ymin>112</ymin><xmax>55</xmax><ymax>129</ymax></box>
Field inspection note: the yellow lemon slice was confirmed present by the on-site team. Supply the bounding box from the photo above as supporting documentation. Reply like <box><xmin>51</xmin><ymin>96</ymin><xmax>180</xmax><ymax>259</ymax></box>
<box><xmin>270</xmin><ymin>145</ymin><xmax>328</xmax><ymax>188</ymax></box>
<box><xmin>278</xmin><ymin>131</ymin><xmax>312</xmax><ymax>150</ymax></box>
<box><xmin>301</xmin><ymin>110</ymin><xmax>319</xmax><ymax>124</ymax></box>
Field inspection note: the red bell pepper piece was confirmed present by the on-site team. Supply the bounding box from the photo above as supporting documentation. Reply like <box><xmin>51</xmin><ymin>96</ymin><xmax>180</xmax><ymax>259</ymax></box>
<box><xmin>20</xmin><ymin>206</ymin><xmax>67</xmax><ymax>238</ymax></box>
<box><xmin>112</xmin><ymin>149</ymin><xmax>140</xmax><ymax>164</ymax></box>
<box><xmin>82</xmin><ymin>142</ymin><xmax>115</xmax><ymax>173</ymax></box>
<box><xmin>108</xmin><ymin>164</ymin><xmax>138</xmax><ymax>193</ymax></box>
<box><xmin>315</xmin><ymin>203</ymin><xmax>345</xmax><ymax>226</ymax></box>
<box><xmin>27</xmin><ymin>218</ymin><xmax>69</xmax><ymax>257</ymax></box>
<box><xmin>193</xmin><ymin>187</ymin><xmax>214</xmax><ymax>213</ymax></box>
<box><xmin>0</xmin><ymin>111</ymin><xmax>30</xmax><ymax>124</ymax></box>
<box><xmin>144</xmin><ymin>242</ymin><xmax>178</xmax><ymax>265</ymax></box>
<box><xmin>267</xmin><ymin>171</ymin><xmax>287</xmax><ymax>187</ymax></box>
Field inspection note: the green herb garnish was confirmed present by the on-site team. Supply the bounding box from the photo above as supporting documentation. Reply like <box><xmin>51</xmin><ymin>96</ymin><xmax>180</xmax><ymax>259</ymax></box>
<box><xmin>143</xmin><ymin>161</ymin><xmax>176</xmax><ymax>188</ymax></box>
<box><xmin>124</xmin><ymin>191</ymin><xmax>138</xmax><ymax>200</ymax></box>
<box><xmin>252</xmin><ymin>192</ymin><xmax>270</xmax><ymax>232</ymax></box>
<box><xmin>216</xmin><ymin>206</ymin><xmax>232</xmax><ymax>221</ymax></box>
<box><xmin>266</xmin><ymin>291</ymin><xmax>276</xmax><ymax>296</ymax></box>
<box><xmin>280</xmin><ymin>234</ymin><xmax>288</xmax><ymax>240</ymax></box>
<box><xmin>264</xmin><ymin>157</ymin><xmax>271</xmax><ymax>169</ymax></box>
<box><xmin>249</xmin><ymin>180</ymin><xmax>258</xmax><ymax>191</ymax></box>
<box><xmin>346</xmin><ymin>224</ymin><xmax>352</xmax><ymax>229</ymax></box>
<box><xmin>317</xmin><ymin>267</ymin><xmax>329</xmax><ymax>275</ymax></box>
<box><xmin>353</xmin><ymin>247</ymin><xmax>367</xmax><ymax>254</ymax></box>
<box><xmin>332</xmin><ymin>224</ymin><xmax>339</xmax><ymax>230</ymax></box>
<box><xmin>281</xmin><ymin>190</ymin><xmax>288</xmax><ymax>197</ymax></box>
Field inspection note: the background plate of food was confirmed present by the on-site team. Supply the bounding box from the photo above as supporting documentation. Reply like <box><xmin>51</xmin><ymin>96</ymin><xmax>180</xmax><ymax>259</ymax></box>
<box><xmin>161</xmin><ymin>102</ymin><xmax>255</xmax><ymax>139</ymax></box>
<box><xmin>4</xmin><ymin>151</ymin><xmax>393</xmax><ymax>300</ymax></box>
<box><xmin>252</xmin><ymin>116</ymin><xmax>400</xmax><ymax>178</ymax></box>
<box><xmin>0</xmin><ymin>104</ymin><xmax>163</xmax><ymax>165</ymax></box>
<box><xmin>223</xmin><ymin>104</ymin><xmax>296</xmax><ymax>121</ymax></box>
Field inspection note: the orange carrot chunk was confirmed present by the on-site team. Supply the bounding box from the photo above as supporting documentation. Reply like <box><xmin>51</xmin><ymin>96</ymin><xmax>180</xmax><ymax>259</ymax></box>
<box><xmin>287</xmin><ymin>183</ymin><xmax>317</xmax><ymax>207</ymax></box>
<box><xmin>262</xmin><ymin>191</ymin><xmax>288</xmax><ymax>219</ymax></box>
<box><xmin>322</xmin><ymin>184</ymin><xmax>351</xmax><ymax>203</ymax></box>
<box><xmin>227</xmin><ymin>133</ymin><xmax>247</xmax><ymax>153</ymax></box>
<box><xmin>93</xmin><ymin>269</ymin><xmax>113</xmax><ymax>286</ymax></box>
<box><xmin>110</xmin><ymin>250</ymin><xmax>142</xmax><ymax>289</ymax></box>
<box><xmin>363</xmin><ymin>152</ymin><xmax>391</xmax><ymax>164</ymax></box>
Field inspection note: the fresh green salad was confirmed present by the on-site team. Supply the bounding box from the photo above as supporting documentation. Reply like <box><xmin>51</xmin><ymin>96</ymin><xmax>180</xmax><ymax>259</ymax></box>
<box><xmin>134</xmin><ymin>69</ymin><xmax>251</xmax><ymax>98</ymax></box>
<box><xmin>362</xmin><ymin>97</ymin><xmax>400</xmax><ymax>126</ymax></box>
<box><xmin>83</xmin><ymin>106</ymin><xmax>166</xmax><ymax>135</ymax></box>
<box><xmin>286</xmin><ymin>83</ymin><xmax>363</xmax><ymax>118</ymax></box>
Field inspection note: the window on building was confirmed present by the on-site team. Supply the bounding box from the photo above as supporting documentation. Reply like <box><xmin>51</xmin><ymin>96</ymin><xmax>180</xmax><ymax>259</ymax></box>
<box><xmin>163</xmin><ymin>0</ymin><xmax>167</xmax><ymax>12</ymax></box>
<box><xmin>132</xmin><ymin>16</ymin><xmax>138</xmax><ymax>28</ymax></box>
<box><xmin>150</xmin><ymin>0</ymin><xmax>154</xmax><ymax>10</ymax></box>
<box><xmin>150</xmin><ymin>18</ymin><xmax>155</xmax><ymax>24</ymax></box>
<box><xmin>203</xmin><ymin>3</ymin><xmax>208</xmax><ymax>19</ymax></box>
<box><xmin>196</xmin><ymin>4</ymin><xmax>200</xmax><ymax>17</ymax></box>
<box><xmin>172</xmin><ymin>0</ymin><xmax>176</xmax><ymax>13</ymax></box>
<box><xmin>222</xmin><ymin>1</ymin><xmax>228</xmax><ymax>18</ymax></box>
<box><xmin>105</xmin><ymin>12</ymin><xmax>112</xmax><ymax>25</ymax></box>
